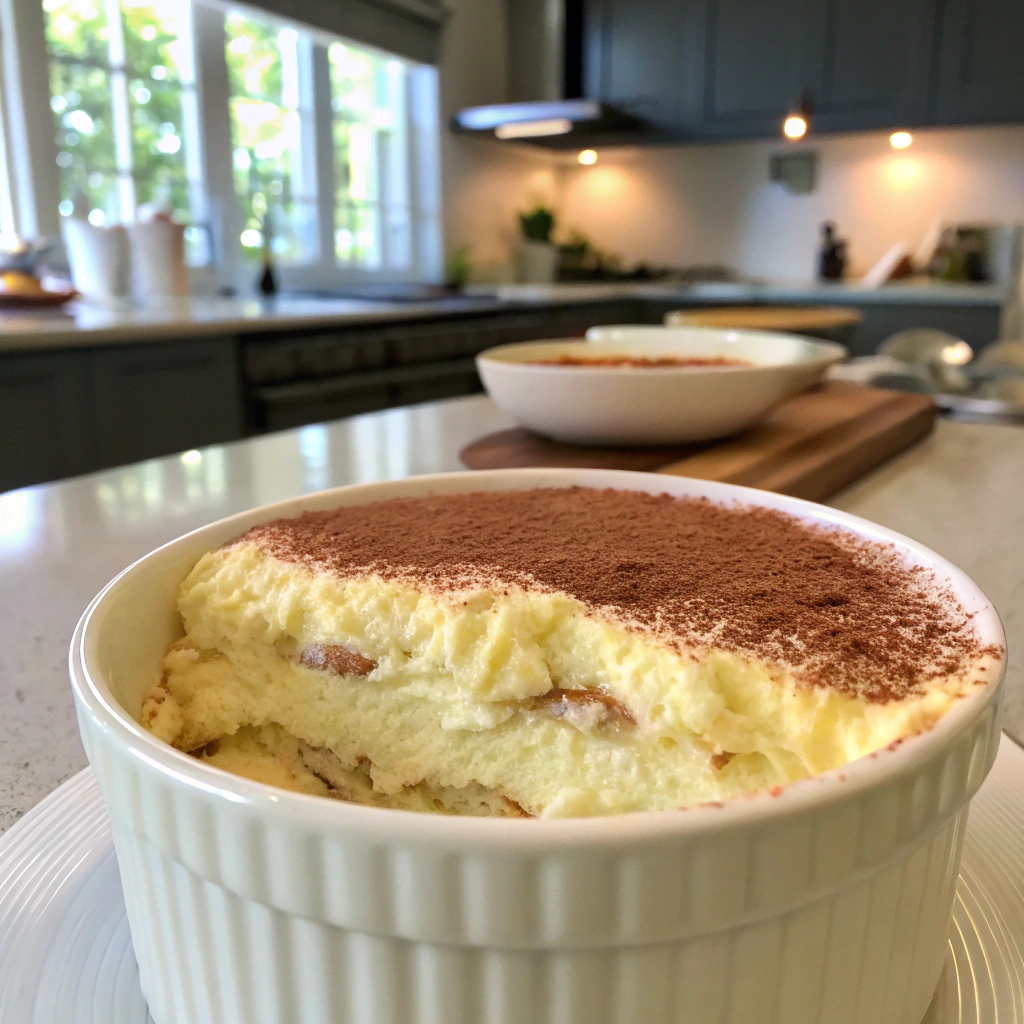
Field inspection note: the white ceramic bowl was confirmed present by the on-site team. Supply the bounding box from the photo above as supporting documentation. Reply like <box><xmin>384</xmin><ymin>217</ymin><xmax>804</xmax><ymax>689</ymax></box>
<box><xmin>71</xmin><ymin>469</ymin><xmax>1004</xmax><ymax>1024</ymax></box>
<box><xmin>476</xmin><ymin>327</ymin><xmax>846</xmax><ymax>445</ymax></box>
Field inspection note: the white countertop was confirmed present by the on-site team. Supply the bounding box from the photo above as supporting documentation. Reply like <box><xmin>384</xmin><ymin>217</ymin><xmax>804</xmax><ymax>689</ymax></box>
<box><xmin>1</xmin><ymin>395</ymin><xmax>1021</xmax><ymax>833</ymax></box>
<box><xmin>0</xmin><ymin>279</ymin><xmax>1008</xmax><ymax>352</ymax></box>
<box><xmin>0</xmin><ymin>294</ymin><xmax>505</xmax><ymax>351</ymax></box>
<box><xmin>486</xmin><ymin>279</ymin><xmax>1011</xmax><ymax>306</ymax></box>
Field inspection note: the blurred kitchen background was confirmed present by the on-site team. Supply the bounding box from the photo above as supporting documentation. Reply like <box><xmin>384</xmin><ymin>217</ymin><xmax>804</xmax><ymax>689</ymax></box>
<box><xmin>1</xmin><ymin>0</ymin><xmax>1023</xmax><ymax>492</ymax></box>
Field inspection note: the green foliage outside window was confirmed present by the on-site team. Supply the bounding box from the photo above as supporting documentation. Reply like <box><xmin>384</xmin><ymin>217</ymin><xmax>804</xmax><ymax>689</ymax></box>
<box><xmin>329</xmin><ymin>42</ymin><xmax>409</xmax><ymax>270</ymax></box>
<box><xmin>43</xmin><ymin>0</ymin><xmax>194</xmax><ymax>226</ymax></box>
<box><xmin>41</xmin><ymin>1</ymin><xmax>425</xmax><ymax>274</ymax></box>
<box><xmin>225</xmin><ymin>11</ymin><xmax>312</xmax><ymax>264</ymax></box>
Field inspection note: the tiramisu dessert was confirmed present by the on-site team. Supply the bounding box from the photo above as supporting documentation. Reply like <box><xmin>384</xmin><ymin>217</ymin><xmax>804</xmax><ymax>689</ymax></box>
<box><xmin>530</xmin><ymin>355</ymin><xmax>751</xmax><ymax>368</ymax></box>
<box><xmin>142</xmin><ymin>487</ymin><xmax>1000</xmax><ymax>817</ymax></box>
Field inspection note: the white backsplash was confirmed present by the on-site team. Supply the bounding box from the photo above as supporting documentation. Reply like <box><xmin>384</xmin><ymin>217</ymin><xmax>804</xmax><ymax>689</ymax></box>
<box><xmin>558</xmin><ymin>125</ymin><xmax>1024</xmax><ymax>282</ymax></box>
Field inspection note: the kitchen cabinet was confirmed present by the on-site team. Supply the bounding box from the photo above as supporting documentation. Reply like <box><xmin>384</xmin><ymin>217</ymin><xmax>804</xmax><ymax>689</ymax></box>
<box><xmin>693</xmin><ymin>0</ymin><xmax>819</xmax><ymax>139</ymax></box>
<box><xmin>810</xmin><ymin>0</ymin><xmax>936</xmax><ymax>134</ymax></box>
<box><xmin>934</xmin><ymin>0</ymin><xmax>1024</xmax><ymax>125</ymax></box>
<box><xmin>583</xmin><ymin>0</ymin><xmax>701</xmax><ymax>135</ymax></box>
<box><xmin>0</xmin><ymin>340</ymin><xmax>244</xmax><ymax>492</ymax></box>
<box><xmin>243</xmin><ymin>301</ymin><xmax>638</xmax><ymax>433</ymax></box>
<box><xmin>585</xmin><ymin>0</ymin><xmax>1008</xmax><ymax>141</ymax></box>
<box><xmin>91</xmin><ymin>339</ymin><xmax>243</xmax><ymax>470</ymax></box>
<box><xmin>0</xmin><ymin>351</ymin><xmax>94</xmax><ymax>493</ymax></box>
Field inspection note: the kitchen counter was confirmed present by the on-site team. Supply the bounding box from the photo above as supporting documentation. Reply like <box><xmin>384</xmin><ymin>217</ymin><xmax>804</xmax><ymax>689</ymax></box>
<box><xmin>487</xmin><ymin>279</ymin><xmax>1011</xmax><ymax>307</ymax></box>
<box><xmin>0</xmin><ymin>394</ymin><xmax>1021</xmax><ymax>834</ymax></box>
<box><xmin>0</xmin><ymin>279</ymin><xmax>1008</xmax><ymax>352</ymax></box>
<box><xmin>0</xmin><ymin>294</ymin><xmax>512</xmax><ymax>351</ymax></box>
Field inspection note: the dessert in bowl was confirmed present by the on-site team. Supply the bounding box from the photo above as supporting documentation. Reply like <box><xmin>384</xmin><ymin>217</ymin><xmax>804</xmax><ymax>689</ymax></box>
<box><xmin>476</xmin><ymin>327</ymin><xmax>846</xmax><ymax>445</ymax></box>
<box><xmin>71</xmin><ymin>469</ymin><xmax>1004</xmax><ymax>1024</ymax></box>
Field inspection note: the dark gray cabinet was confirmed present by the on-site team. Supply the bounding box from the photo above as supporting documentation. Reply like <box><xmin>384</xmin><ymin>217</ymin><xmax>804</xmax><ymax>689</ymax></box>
<box><xmin>0</xmin><ymin>338</ymin><xmax>243</xmax><ymax>493</ymax></box>
<box><xmin>584</xmin><ymin>0</ymin><xmax>700</xmax><ymax>135</ymax></box>
<box><xmin>696</xmin><ymin>0</ymin><xmax>816</xmax><ymax>139</ymax></box>
<box><xmin>585</xmin><ymin>0</ymin><xmax>1018</xmax><ymax>142</ymax></box>
<box><xmin>91</xmin><ymin>339</ymin><xmax>243</xmax><ymax>469</ymax></box>
<box><xmin>0</xmin><ymin>351</ymin><xmax>94</xmax><ymax>492</ymax></box>
<box><xmin>934</xmin><ymin>0</ymin><xmax>1024</xmax><ymax>124</ymax></box>
<box><xmin>811</xmin><ymin>0</ymin><xmax>936</xmax><ymax>133</ymax></box>
<box><xmin>243</xmin><ymin>301</ymin><xmax>639</xmax><ymax>433</ymax></box>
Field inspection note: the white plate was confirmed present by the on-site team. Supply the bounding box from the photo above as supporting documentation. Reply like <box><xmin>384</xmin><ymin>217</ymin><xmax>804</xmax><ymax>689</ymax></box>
<box><xmin>476</xmin><ymin>329</ymin><xmax>846</xmax><ymax>445</ymax></box>
<box><xmin>2</xmin><ymin>737</ymin><xmax>1023</xmax><ymax>1024</ymax></box>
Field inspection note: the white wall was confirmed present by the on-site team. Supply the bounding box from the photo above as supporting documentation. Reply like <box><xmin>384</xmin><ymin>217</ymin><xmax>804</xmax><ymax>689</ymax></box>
<box><xmin>437</xmin><ymin>0</ymin><xmax>560</xmax><ymax>272</ymax></box>
<box><xmin>557</xmin><ymin>126</ymin><xmax>1024</xmax><ymax>281</ymax></box>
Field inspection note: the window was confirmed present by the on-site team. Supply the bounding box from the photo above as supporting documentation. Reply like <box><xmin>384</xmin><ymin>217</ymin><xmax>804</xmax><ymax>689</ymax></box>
<box><xmin>26</xmin><ymin>1</ymin><xmax>440</xmax><ymax>282</ymax></box>
<box><xmin>225</xmin><ymin>11</ymin><xmax>317</xmax><ymax>266</ymax></box>
<box><xmin>330</xmin><ymin>42</ymin><xmax>411</xmax><ymax>272</ymax></box>
<box><xmin>42</xmin><ymin>0</ymin><xmax>202</xmax><ymax>250</ymax></box>
<box><xmin>0</xmin><ymin>41</ymin><xmax>16</xmax><ymax>242</ymax></box>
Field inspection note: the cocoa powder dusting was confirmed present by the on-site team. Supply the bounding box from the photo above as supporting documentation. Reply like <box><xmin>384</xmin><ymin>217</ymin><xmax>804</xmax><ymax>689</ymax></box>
<box><xmin>531</xmin><ymin>355</ymin><xmax>750</xmax><ymax>368</ymax></box>
<box><xmin>239</xmin><ymin>487</ymin><xmax>998</xmax><ymax>703</ymax></box>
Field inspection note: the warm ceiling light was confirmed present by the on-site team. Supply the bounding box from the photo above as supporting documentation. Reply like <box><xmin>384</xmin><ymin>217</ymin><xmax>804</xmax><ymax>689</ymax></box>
<box><xmin>783</xmin><ymin>115</ymin><xmax>808</xmax><ymax>140</ymax></box>
<box><xmin>782</xmin><ymin>90</ymin><xmax>813</xmax><ymax>141</ymax></box>
<box><xmin>494</xmin><ymin>118</ymin><xmax>573</xmax><ymax>140</ymax></box>
<box><xmin>890</xmin><ymin>131</ymin><xmax>913</xmax><ymax>149</ymax></box>
<box><xmin>578</xmin><ymin>149</ymin><xmax>597</xmax><ymax>165</ymax></box>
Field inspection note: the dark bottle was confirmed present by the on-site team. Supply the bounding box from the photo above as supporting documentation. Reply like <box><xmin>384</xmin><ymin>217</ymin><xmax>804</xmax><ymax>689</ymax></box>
<box><xmin>258</xmin><ymin>256</ymin><xmax>277</xmax><ymax>296</ymax></box>
<box><xmin>817</xmin><ymin>221</ymin><xmax>848</xmax><ymax>281</ymax></box>
<box><xmin>257</xmin><ymin>210</ymin><xmax>277</xmax><ymax>296</ymax></box>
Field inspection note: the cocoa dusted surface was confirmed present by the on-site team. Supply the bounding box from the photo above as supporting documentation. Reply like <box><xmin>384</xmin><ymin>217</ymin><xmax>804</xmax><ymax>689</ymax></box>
<box><xmin>239</xmin><ymin>487</ymin><xmax>998</xmax><ymax>703</ymax></box>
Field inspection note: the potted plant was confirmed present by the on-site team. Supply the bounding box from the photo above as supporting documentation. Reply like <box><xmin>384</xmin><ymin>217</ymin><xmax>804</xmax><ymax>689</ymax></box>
<box><xmin>443</xmin><ymin>243</ymin><xmax>471</xmax><ymax>292</ymax></box>
<box><xmin>516</xmin><ymin>202</ymin><xmax>559</xmax><ymax>284</ymax></box>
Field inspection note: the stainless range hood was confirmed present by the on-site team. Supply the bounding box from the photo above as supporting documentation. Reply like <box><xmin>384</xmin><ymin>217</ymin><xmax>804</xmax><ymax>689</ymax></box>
<box><xmin>450</xmin><ymin>0</ymin><xmax>643</xmax><ymax>148</ymax></box>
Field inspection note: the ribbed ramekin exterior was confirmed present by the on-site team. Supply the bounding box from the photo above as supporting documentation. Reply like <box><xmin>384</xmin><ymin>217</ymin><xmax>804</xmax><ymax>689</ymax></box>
<box><xmin>75</xmin><ymin>688</ymin><xmax>1001</xmax><ymax>1024</ymax></box>
<box><xmin>69</xmin><ymin>468</ymin><xmax>1007</xmax><ymax>1024</ymax></box>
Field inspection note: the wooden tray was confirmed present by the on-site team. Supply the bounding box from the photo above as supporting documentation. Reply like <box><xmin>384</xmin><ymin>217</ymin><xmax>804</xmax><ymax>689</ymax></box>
<box><xmin>460</xmin><ymin>382</ymin><xmax>936</xmax><ymax>502</ymax></box>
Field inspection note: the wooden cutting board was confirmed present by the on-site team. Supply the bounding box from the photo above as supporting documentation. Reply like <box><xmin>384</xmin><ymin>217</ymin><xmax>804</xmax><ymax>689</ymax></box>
<box><xmin>460</xmin><ymin>382</ymin><xmax>936</xmax><ymax>502</ymax></box>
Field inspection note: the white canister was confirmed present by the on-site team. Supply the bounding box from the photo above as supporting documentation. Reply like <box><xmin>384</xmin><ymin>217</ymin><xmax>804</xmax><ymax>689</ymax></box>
<box><xmin>62</xmin><ymin>217</ymin><xmax>131</xmax><ymax>307</ymax></box>
<box><xmin>127</xmin><ymin>219</ymin><xmax>189</xmax><ymax>303</ymax></box>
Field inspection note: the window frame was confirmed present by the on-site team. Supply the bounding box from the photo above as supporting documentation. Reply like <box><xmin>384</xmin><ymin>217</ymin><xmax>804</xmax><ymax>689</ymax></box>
<box><xmin>43</xmin><ymin>0</ymin><xmax>204</xmax><ymax>231</ymax></box>
<box><xmin>1</xmin><ymin>0</ymin><xmax>441</xmax><ymax>286</ymax></box>
<box><xmin>199</xmin><ymin>5</ymin><xmax>441</xmax><ymax>287</ymax></box>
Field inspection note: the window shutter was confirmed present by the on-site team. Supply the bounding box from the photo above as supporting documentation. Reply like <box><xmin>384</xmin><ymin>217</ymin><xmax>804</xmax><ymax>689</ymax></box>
<box><xmin>241</xmin><ymin>0</ymin><xmax>446</xmax><ymax>64</ymax></box>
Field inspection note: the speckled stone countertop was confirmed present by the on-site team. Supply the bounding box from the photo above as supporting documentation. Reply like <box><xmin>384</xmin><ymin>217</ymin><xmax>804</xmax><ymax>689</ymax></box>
<box><xmin>0</xmin><ymin>279</ymin><xmax>1008</xmax><ymax>352</ymax></box>
<box><xmin>0</xmin><ymin>396</ymin><xmax>1020</xmax><ymax>833</ymax></box>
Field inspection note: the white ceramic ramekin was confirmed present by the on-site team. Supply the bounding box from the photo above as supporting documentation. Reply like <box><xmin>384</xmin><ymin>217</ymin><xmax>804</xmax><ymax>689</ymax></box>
<box><xmin>70</xmin><ymin>469</ymin><xmax>1005</xmax><ymax>1024</ymax></box>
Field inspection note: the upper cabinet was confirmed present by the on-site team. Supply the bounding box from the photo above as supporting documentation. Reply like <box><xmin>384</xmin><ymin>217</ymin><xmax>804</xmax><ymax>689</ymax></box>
<box><xmin>584</xmin><ymin>0</ymin><xmax>1024</xmax><ymax>143</ymax></box>
<box><xmin>583</xmin><ymin>0</ymin><xmax>702</xmax><ymax>136</ymax></box>
<box><xmin>695</xmin><ymin>0</ymin><xmax>822</xmax><ymax>139</ymax></box>
<box><xmin>934</xmin><ymin>0</ymin><xmax>1024</xmax><ymax>124</ymax></box>
<box><xmin>810</xmin><ymin>0</ymin><xmax>936</xmax><ymax>133</ymax></box>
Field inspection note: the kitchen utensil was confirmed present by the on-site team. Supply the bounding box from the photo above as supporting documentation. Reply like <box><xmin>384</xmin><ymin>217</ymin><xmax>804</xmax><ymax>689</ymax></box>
<box><xmin>878</xmin><ymin>329</ymin><xmax>974</xmax><ymax>391</ymax></box>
